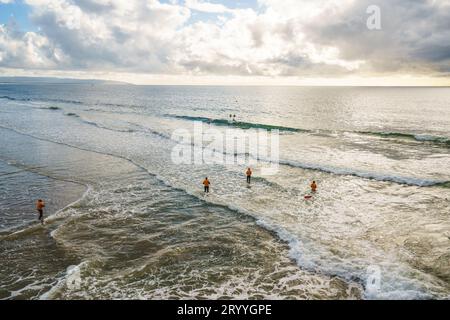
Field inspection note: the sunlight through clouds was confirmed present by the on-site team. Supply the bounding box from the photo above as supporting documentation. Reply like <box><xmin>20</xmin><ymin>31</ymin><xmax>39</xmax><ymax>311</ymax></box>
<box><xmin>0</xmin><ymin>0</ymin><xmax>449</xmax><ymax>84</ymax></box>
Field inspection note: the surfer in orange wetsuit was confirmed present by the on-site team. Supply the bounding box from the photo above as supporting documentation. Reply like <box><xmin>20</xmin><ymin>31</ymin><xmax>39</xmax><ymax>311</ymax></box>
<box><xmin>36</xmin><ymin>199</ymin><xmax>45</xmax><ymax>225</ymax></box>
<box><xmin>246</xmin><ymin>168</ymin><xmax>252</xmax><ymax>184</ymax></box>
<box><xmin>203</xmin><ymin>177</ymin><xmax>210</xmax><ymax>193</ymax></box>
<box><xmin>310</xmin><ymin>181</ymin><xmax>317</xmax><ymax>192</ymax></box>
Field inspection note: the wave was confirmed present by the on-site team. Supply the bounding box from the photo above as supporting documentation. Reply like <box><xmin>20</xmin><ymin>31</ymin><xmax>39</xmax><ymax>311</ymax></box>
<box><xmin>0</xmin><ymin>184</ymin><xmax>90</xmax><ymax>240</ymax></box>
<box><xmin>0</xmin><ymin>95</ymin><xmax>84</xmax><ymax>105</ymax></box>
<box><xmin>357</xmin><ymin>131</ymin><xmax>450</xmax><ymax>147</ymax></box>
<box><xmin>0</xmin><ymin>125</ymin><xmax>442</xmax><ymax>299</ymax></box>
<box><xmin>47</xmin><ymin>98</ymin><xmax>83</xmax><ymax>105</ymax></box>
<box><xmin>4</xmin><ymin>94</ymin><xmax>449</xmax><ymax>150</ymax></box>
<box><xmin>0</xmin><ymin>95</ymin><xmax>147</xmax><ymax>111</ymax></box>
<box><xmin>78</xmin><ymin>118</ymin><xmax>135</xmax><ymax>133</ymax></box>
<box><xmin>148</xmin><ymin>173</ymin><xmax>431</xmax><ymax>299</ymax></box>
<box><xmin>435</xmin><ymin>181</ymin><xmax>450</xmax><ymax>188</ymax></box>
<box><xmin>167</xmin><ymin>115</ymin><xmax>309</xmax><ymax>133</ymax></box>
<box><xmin>4</xmin><ymin>116</ymin><xmax>444</xmax><ymax>190</ymax></box>
<box><xmin>0</xmin><ymin>95</ymin><xmax>20</xmax><ymax>101</ymax></box>
<box><xmin>277</xmin><ymin>158</ymin><xmax>448</xmax><ymax>187</ymax></box>
<box><xmin>63</xmin><ymin>117</ymin><xmax>450</xmax><ymax>188</ymax></box>
<box><xmin>167</xmin><ymin>114</ymin><xmax>450</xmax><ymax>149</ymax></box>
<box><xmin>0</xmin><ymin>165</ymin><xmax>46</xmax><ymax>178</ymax></box>
<box><xmin>95</xmin><ymin>102</ymin><xmax>143</xmax><ymax>109</ymax></box>
<box><xmin>39</xmin><ymin>260</ymin><xmax>92</xmax><ymax>300</ymax></box>
<box><xmin>73</xmin><ymin>116</ymin><xmax>173</xmax><ymax>140</ymax></box>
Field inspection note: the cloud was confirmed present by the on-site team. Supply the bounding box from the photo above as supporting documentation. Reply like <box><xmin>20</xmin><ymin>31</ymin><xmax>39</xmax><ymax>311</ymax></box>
<box><xmin>174</xmin><ymin>2</ymin><xmax>363</xmax><ymax>77</ymax></box>
<box><xmin>0</xmin><ymin>0</ymin><xmax>449</xmax><ymax>82</ymax></box>
<box><xmin>0</xmin><ymin>23</ymin><xmax>65</xmax><ymax>69</ymax></box>
<box><xmin>18</xmin><ymin>0</ymin><xmax>191</xmax><ymax>72</ymax></box>
<box><xmin>301</xmin><ymin>0</ymin><xmax>450</xmax><ymax>76</ymax></box>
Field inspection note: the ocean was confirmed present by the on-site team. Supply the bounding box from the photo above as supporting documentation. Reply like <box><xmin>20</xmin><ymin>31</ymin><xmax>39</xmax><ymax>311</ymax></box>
<box><xmin>0</xmin><ymin>84</ymin><xmax>449</xmax><ymax>299</ymax></box>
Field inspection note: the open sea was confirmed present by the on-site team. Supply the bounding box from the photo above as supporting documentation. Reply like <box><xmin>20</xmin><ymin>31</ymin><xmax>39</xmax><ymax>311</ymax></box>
<box><xmin>0</xmin><ymin>84</ymin><xmax>449</xmax><ymax>299</ymax></box>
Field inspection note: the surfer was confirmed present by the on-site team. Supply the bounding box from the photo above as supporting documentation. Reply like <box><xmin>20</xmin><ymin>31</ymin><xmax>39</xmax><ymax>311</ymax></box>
<box><xmin>203</xmin><ymin>177</ymin><xmax>210</xmax><ymax>193</ymax></box>
<box><xmin>310</xmin><ymin>181</ymin><xmax>317</xmax><ymax>192</ymax></box>
<box><xmin>36</xmin><ymin>199</ymin><xmax>45</xmax><ymax>225</ymax></box>
<box><xmin>246</xmin><ymin>167</ymin><xmax>252</xmax><ymax>184</ymax></box>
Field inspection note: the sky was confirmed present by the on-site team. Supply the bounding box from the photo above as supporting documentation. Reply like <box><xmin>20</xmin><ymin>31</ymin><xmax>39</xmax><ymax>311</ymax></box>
<box><xmin>0</xmin><ymin>0</ymin><xmax>449</xmax><ymax>85</ymax></box>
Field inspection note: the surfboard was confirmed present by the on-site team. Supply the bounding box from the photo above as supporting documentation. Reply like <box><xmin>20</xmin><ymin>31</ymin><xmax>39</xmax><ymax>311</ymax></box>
<box><xmin>304</xmin><ymin>195</ymin><xmax>312</xmax><ymax>199</ymax></box>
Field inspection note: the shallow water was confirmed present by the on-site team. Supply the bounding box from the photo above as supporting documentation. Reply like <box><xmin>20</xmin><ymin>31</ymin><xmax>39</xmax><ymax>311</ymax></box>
<box><xmin>0</xmin><ymin>85</ymin><xmax>449</xmax><ymax>299</ymax></box>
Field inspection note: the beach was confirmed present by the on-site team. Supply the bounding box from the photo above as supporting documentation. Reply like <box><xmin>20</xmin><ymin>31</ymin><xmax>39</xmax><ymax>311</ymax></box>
<box><xmin>1</xmin><ymin>85</ymin><xmax>449</xmax><ymax>299</ymax></box>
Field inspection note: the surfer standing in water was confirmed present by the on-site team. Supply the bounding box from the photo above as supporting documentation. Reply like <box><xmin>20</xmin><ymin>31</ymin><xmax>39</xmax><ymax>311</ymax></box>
<box><xmin>310</xmin><ymin>181</ymin><xmax>317</xmax><ymax>192</ymax></box>
<box><xmin>36</xmin><ymin>199</ymin><xmax>45</xmax><ymax>225</ymax></box>
<box><xmin>203</xmin><ymin>177</ymin><xmax>210</xmax><ymax>193</ymax></box>
<box><xmin>246</xmin><ymin>167</ymin><xmax>252</xmax><ymax>184</ymax></box>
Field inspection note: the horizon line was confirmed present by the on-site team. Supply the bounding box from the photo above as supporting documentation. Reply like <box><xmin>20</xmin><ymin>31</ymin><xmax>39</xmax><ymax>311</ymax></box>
<box><xmin>1</xmin><ymin>76</ymin><xmax>450</xmax><ymax>88</ymax></box>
